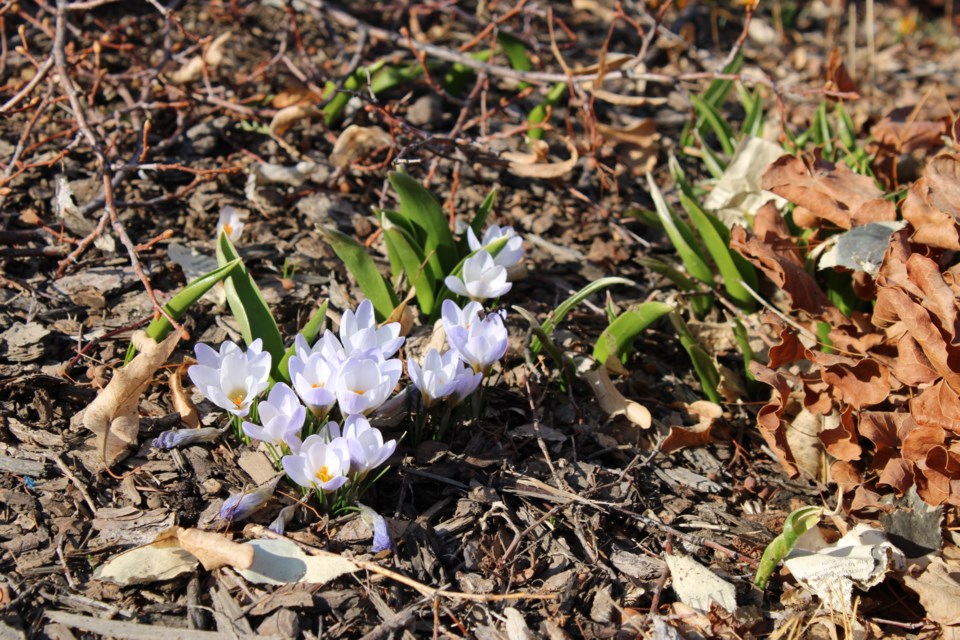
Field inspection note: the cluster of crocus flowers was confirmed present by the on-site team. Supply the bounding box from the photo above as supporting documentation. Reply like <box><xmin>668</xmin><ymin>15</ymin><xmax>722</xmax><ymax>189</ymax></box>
<box><xmin>444</xmin><ymin>225</ymin><xmax>524</xmax><ymax>301</ymax></box>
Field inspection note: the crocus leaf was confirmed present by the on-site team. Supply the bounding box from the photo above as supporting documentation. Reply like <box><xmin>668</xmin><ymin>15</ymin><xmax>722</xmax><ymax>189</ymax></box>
<box><xmin>216</xmin><ymin>232</ymin><xmax>286</xmax><ymax>381</ymax></box>
<box><xmin>754</xmin><ymin>506</ymin><xmax>823</xmax><ymax>590</ymax></box>
<box><xmin>320</xmin><ymin>226</ymin><xmax>398</xmax><ymax>321</ymax></box>
<box><xmin>593</xmin><ymin>302</ymin><xmax>674</xmax><ymax>367</ymax></box>
<box><xmin>389</xmin><ymin>172</ymin><xmax>459</xmax><ymax>275</ymax></box>
<box><xmin>124</xmin><ymin>259</ymin><xmax>241</xmax><ymax>364</ymax></box>
<box><xmin>532</xmin><ymin>277</ymin><xmax>634</xmax><ymax>355</ymax></box>
<box><xmin>670</xmin><ymin>312</ymin><xmax>722</xmax><ymax>404</ymax></box>
<box><xmin>679</xmin><ymin>192</ymin><xmax>758</xmax><ymax>311</ymax></box>
<box><xmin>277</xmin><ymin>299</ymin><xmax>328</xmax><ymax>381</ymax></box>
<box><xmin>497</xmin><ymin>32</ymin><xmax>532</xmax><ymax>89</ymax></box>
<box><xmin>382</xmin><ymin>215</ymin><xmax>437</xmax><ymax>316</ymax></box>
<box><xmin>528</xmin><ymin>82</ymin><xmax>568</xmax><ymax>141</ymax></box>
<box><xmin>691</xmin><ymin>94</ymin><xmax>736</xmax><ymax>157</ymax></box>
<box><xmin>468</xmin><ymin>188</ymin><xmax>498</xmax><ymax>242</ymax></box>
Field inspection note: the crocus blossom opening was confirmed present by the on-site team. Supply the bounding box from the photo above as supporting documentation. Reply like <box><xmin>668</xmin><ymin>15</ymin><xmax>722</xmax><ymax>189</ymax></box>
<box><xmin>407</xmin><ymin>348</ymin><xmax>482</xmax><ymax>407</ymax></box>
<box><xmin>443</xmin><ymin>250</ymin><xmax>512</xmax><ymax>301</ymax></box>
<box><xmin>241</xmin><ymin>382</ymin><xmax>306</xmax><ymax>451</ymax></box>
<box><xmin>216</xmin><ymin>206</ymin><xmax>245</xmax><ymax>243</ymax></box>
<box><xmin>282</xmin><ymin>435</ymin><xmax>351</xmax><ymax>493</ymax></box>
<box><xmin>467</xmin><ymin>224</ymin><xmax>524</xmax><ymax>271</ymax></box>
<box><xmin>188</xmin><ymin>339</ymin><xmax>271</xmax><ymax>417</ymax></box>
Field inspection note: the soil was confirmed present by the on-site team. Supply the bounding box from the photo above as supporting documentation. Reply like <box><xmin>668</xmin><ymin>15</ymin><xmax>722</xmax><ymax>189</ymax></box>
<box><xmin>0</xmin><ymin>1</ymin><xmax>956</xmax><ymax>638</ymax></box>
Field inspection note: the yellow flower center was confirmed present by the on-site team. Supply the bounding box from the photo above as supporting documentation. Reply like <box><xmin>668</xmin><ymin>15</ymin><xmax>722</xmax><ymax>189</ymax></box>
<box><xmin>228</xmin><ymin>390</ymin><xmax>246</xmax><ymax>407</ymax></box>
<box><xmin>311</xmin><ymin>382</ymin><xmax>324</xmax><ymax>389</ymax></box>
<box><xmin>224</xmin><ymin>223</ymin><xmax>233</xmax><ymax>236</ymax></box>
<box><xmin>315</xmin><ymin>466</ymin><xmax>333</xmax><ymax>483</ymax></box>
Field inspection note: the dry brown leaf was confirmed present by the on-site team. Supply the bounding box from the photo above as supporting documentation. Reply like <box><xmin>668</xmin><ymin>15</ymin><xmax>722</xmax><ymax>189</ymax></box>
<box><xmin>330</xmin><ymin>125</ymin><xmax>393</xmax><ymax>168</ymax></box>
<box><xmin>169</xmin><ymin>362</ymin><xmax>200</xmax><ymax>429</ymax></box>
<box><xmin>505</xmin><ymin>138</ymin><xmax>578</xmax><ymax>179</ymax></box>
<box><xmin>731</xmin><ymin>225</ymin><xmax>846</xmax><ymax>326</ymax></box>
<box><xmin>582</xmin><ymin>366</ymin><xmax>651</xmax><ymax>429</ymax></box>
<box><xmin>157</xmin><ymin>527</ymin><xmax>254</xmax><ymax>571</ymax></box>
<box><xmin>270</xmin><ymin>104</ymin><xmax>323</xmax><ymax>137</ymax></box>
<box><xmin>903</xmin><ymin>556</ymin><xmax>960</xmax><ymax>625</ymax></box>
<box><xmin>79</xmin><ymin>331</ymin><xmax>180</xmax><ymax>468</ymax></box>
<box><xmin>272</xmin><ymin>85</ymin><xmax>322</xmax><ymax>109</ymax></box>
<box><xmin>820</xmin><ymin>408</ymin><xmax>862</xmax><ymax>462</ymax></box>
<box><xmin>761</xmin><ymin>155</ymin><xmax>895</xmax><ymax>229</ymax></box>
<box><xmin>661</xmin><ymin>401</ymin><xmax>722</xmax><ymax>454</ymax></box>
<box><xmin>170</xmin><ymin>32</ymin><xmax>231</xmax><ymax>84</ymax></box>
<box><xmin>749</xmin><ymin>362</ymin><xmax>799</xmax><ymax>477</ymax></box>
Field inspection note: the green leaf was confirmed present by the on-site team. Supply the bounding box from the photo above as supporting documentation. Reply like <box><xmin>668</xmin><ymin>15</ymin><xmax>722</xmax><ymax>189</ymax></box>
<box><xmin>593</xmin><ymin>302</ymin><xmax>674</xmax><ymax>366</ymax></box>
<box><xmin>646</xmin><ymin>174</ymin><xmax>713</xmax><ymax>286</ymax></box>
<box><xmin>679</xmin><ymin>192</ymin><xmax>758</xmax><ymax>311</ymax></box>
<box><xmin>124</xmin><ymin>259</ymin><xmax>242</xmax><ymax>364</ymax></box>
<box><xmin>320</xmin><ymin>226</ymin><xmax>399</xmax><ymax>321</ymax></box>
<box><xmin>323</xmin><ymin>60</ymin><xmax>389</xmax><ymax>126</ymax></box>
<box><xmin>382</xmin><ymin>215</ymin><xmax>437</xmax><ymax>315</ymax></box>
<box><xmin>470</xmin><ymin>188</ymin><xmax>498</xmax><ymax>238</ymax></box>
<box><xmin>532</xmin><ymin>277</ymin><xmax>634</xmax><ymax>355</ymax></box>
<box><xmin>670</xmin><ymin>312</ymin><xmax>722</xmax><ymax>404</ymax></box>
<box><xmin>738</xmin><ymin>85</ymin><xmax>764</xmax><ymax>138</ymax></box>
<box><xmin>216</xmin><ymin>232</ymin><xmax>286</xmax><ymax>380</ymax></box>
<box><xmin>690</xmin><ymin>95</ymin><xmax>736</xmax><ymax>157</ymax></box>
<box><xmin>514</xmin><ymin>305</ymin><xmax>576</xmax><ymax>389</ymax></box>
<box><xmin>278</xmin><ymin>299</ymin><xmax>328</xmax><ymax>381</ymax></box>
<box><xmin>497</xmin><ymin>33</ymin><xmax>533</xmax><ymax>89</ymax></box>
<box><xmin>528</xmin><ymin>82</ymin><xmax>568</xmax><ymax>141</ymax></box>
<box><xmin>389</xmin><ymin>172</ymin><xmax>459</xmax><ymax>275</ymax></box>
<box><xmin>754</xmin><ymin>506</ymin><xmax>823</xmax><ymax>590</ymax></box>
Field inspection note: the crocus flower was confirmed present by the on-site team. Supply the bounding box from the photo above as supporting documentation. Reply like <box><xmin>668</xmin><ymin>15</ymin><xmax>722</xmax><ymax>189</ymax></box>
<box><xmin>216</xmin><ymin>206</ymin><xmax>245</xmax><ymax>243</ymax></box>
<box><xmin>441</xmin><ymin>300</ymin><xmax>508</xmax><ymax>374</ymax></box>
<box><xmin>359</xmin><ymin>504</ymin><xmax>393</xmax><ymax>553</ymax></box>
<box><xmin>152</xmin><ymin>426</ymin><xmax>222</xmax><ymax>449</ymax></box>
<box><xmin>242</xmin><ymin>382</ymin><xmax>305</xmax><ymax>451</ymax></box>
<box><xmin>467</xmin><ymin>225</ymin><xmax>524</xmax><ymax>271</ymax></box>
<box><xmin>339</xmin><ymin>299</ymin><xmax>404</xmax><ymax>359</ymax></box>
<box><xmin>341</xmin><ymin>414</ymin><xmax>396</xmax><ymax>478</ymax></box>
<box><xmin>444</xmin><ymin>250</ymin><xmax>512</xmax><ymax>301</ymax></box>
<box><xmin>407</xmin><ymin>348</ymin><xmax>482</xmax><ymax>407</ymax></box>
<box><xmin>219</xmin><ymin>476</ymin><xmax>279</xmax><ymax>523</ymax></box>
<box><xmin>335</xmin><ymin>355</ymin><xmax>403</xmax><ymax>416</ymax></box>
<box><xmin>188</xmin><ymin>339</ymin><xmax>271</xmax><ymax>417</ymax></box>
<box><xmin>268</xmin><ymin>504</ymin><xmax>297</xmax><ymax>535</ymax></box>
<box><xmin>282</xmin><ymin>435</ymin><xmax>351</xmax><ymax>493</ymax></box>
<box><xmin>288</xmin><ymin>350</ymin><xmax>339</xmax><ymax>419</ymax></box>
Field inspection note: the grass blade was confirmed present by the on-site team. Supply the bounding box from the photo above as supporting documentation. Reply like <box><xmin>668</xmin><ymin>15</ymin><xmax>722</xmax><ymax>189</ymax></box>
<box><xmin>690</xmin><ymin>94</ymin><xmax>736</xmax><ymax>157</ymax></box>
<box><xmin>532</xmin><ymin>277</ymin><xmax>634</xmax><ymax>355</ymax></box>
<box><xmin>320</xmin><ymin>226</ymin><xmax>399</xmax><ymax>321</ymax></box>
<box><xmin>593</xmin><ymin>302</ymin><xmax>674</xmax><ymax>367</ymax></box>
<box><xmin>646</xmin><ymin>174</ymin><xmax>713</xmax><ymax>285</ymax></box>
<box><xmin>216</xmin><ymin>232</ymin><xmax>286</xmax><ymax>380</ymax></box>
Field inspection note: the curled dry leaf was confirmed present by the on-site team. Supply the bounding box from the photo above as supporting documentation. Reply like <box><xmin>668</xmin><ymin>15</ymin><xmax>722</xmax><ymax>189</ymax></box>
<box><xmin>169</xmin><ymin>361</ymin><xmax>200</xmax><ymax>429</ymax></box>
<box><xmin>330</xmin><ymin>125</ymin><xmax>393</xmax><ymax>168</ymax></box>
<box><xmin>661</xmin><ymin>400</ymin><xmax>723</xmax><ymax>454</ymax></box>
<box><xmin>902</xmin><ymin>556</ymin><xmax>960</xmax><ymax>626</ymax></box>
<box><xmin>78</xmin><ymin>330</ymin><xmax>180</xmax><ymax>468</ymax></box>
<box><xmin>582</xmin><ymin>366</ymin><xmax>651</xmax><ymax>429</ymax></box>
<box><xmin>505</xmin><ymin>138</ymin><xmax>579</xmax><ymax>179</ymax></box>
<box><xmin>269</xmin><ymin>104</ymin><xmax>323</xmax><ymax>137</ymax></box>
<box><xmin>902</xmin><ymin>153</ymin><xmax>960</xmax><ymax>250</ymax></box>
<box><xmin>93</xmin><ymin>543</ymin><xmax>197</xmax><ymax>586</ymax></box>
<box><xmin>170</xmin><ymin>32</ymin><xmax>231</xmax><ymax>84</ymax></box>
<box><xmin>597</xmin><ymin>119</ymin><xmax>660</xmax><ymax>177</ymax></box>
<box><xmin>156</xmin><ymin>527</ymin><xmax>254</xmax><ymax>571</ymax></box>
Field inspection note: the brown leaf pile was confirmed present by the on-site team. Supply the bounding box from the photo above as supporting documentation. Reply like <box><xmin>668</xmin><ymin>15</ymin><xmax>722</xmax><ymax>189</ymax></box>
<box><xmin>735</xmin><ymin>151</ymin><xmax>960</xmax><ymax>507</ymax></box>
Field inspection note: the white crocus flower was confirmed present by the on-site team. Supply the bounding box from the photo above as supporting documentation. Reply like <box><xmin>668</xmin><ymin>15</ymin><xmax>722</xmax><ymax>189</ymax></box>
<box><xmin>467</xmin><ymin>225</ymin><xmax>524</xmax><ymax>270</ymax></box>
<box><xmin>341</xmin><ymin>414</ymin><xmax>396</xmax><ymax>478</ymax></box>
<box><xmin>335</xmin><ymin>355</ymin><xmax>403</xmax><ymax>416</ymax></box>
<box><xmin>288</xmin><ymin>349</ymin><xmax>339</xmax><ymax>419</ymax></box>
<box><xmin>242</xmin><ymin>382</ymin><xmax>305</xmax><ymax>451</ymax></box>
<box><xmin>443</xmin><ymin>250</ymin><xmax>512</xmax><ymax>301</ymax></box>
<box><xmin>216</xmin><ymin>206</ymin><xmax>245</xmax><ymax>243</ymax></box>
<box><xmin>407</xmin><ymin>348</ymin><xmax>482</xmax><ymax>407</ymax></box>
<box><xmin>188</xmin><ymin>339</ymin><xmax>271</xmax><ymax>417</ymax></box>
<box><xmin>441</xmin><ymin>300</ymin><xmax>508</xmax><ymax>374</ymax></box>
<box><xmin>339</xmin><ymin>299</ymin><xmax>404</xmax><ymax>359</ymax></box>
<box><xmin>282</xmin><ymin>435</ymin><xmax>351</xmax><ymax>494</ymax></box>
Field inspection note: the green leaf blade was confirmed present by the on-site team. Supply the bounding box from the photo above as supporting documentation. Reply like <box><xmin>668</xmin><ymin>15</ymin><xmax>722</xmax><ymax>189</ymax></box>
<box><xmin>320</xmin><ymin>226</ymin><xmax>399</xmax><ymax>321</ymax></box>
